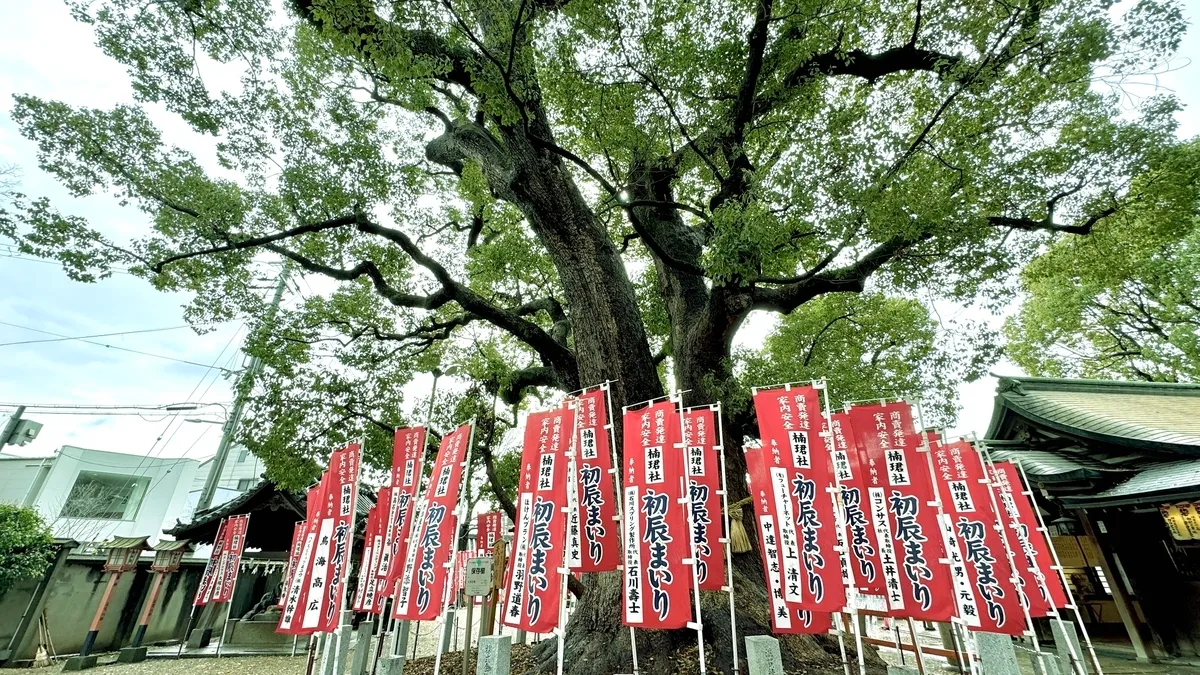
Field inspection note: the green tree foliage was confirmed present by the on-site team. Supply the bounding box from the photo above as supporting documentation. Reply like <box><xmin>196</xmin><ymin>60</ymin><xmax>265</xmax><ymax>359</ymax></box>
<box><xmin>0</xmin><ymin>0</ymin><xmax>1188</xmax><ymax>669</ymax></box>
<box><xmin>1007</xmin><ymin>141</ymin><xmax>1200</xmax><ymax>381</ymax></box>
<box><xmin>0</xmin><ymin>504</ymin><xmax>55</xmax><ymax>598</ymax></box>
<box><xmin>743</xmin><ymin>292</ymin><xmax>1000</xmax><ymax>421</ymax></box>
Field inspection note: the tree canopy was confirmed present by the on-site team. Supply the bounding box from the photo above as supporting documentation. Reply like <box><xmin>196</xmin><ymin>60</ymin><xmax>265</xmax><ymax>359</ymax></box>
<box><xmin>1007</xmin><ymin>140</ymin><xmax>1200</xmax><ymax>381</ymax></box>
<box><xmin>0</xmin><ymin>0</ymin><xmax>1190</xmax><ymax>669</ymax></box>
<box><xmin>0</xmin><ymin>504</ymin><xmax>55</xmax><ymax>598</ymax></box>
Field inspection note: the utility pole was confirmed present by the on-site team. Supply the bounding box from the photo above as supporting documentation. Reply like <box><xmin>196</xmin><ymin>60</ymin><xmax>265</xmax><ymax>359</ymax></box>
<box><xmin>195</xmin><ymin>266</ymin><xmax>289</xmax><ymax>512</ymax></box>
<box><xmin>0</xmin><ymin>406</ymin><xmax>25</xmax><ymax>445</ymax></box>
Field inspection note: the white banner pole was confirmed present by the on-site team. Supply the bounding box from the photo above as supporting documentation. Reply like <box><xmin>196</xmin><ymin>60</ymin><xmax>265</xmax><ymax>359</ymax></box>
<box><xmin>816</xmin><ymin>380</ymin><xmax>862</xmax><ymax>675</ymax></box>
<box><xmin>709</xmin><ymin>402</ymin><xmax>740</xmax><ymax>675</ymax></box>
<box><xmin>913</xmin><ymin>400</ymin><xmax>979</xmax><ymax>675</ymax></box>
<box><xmin>969</xmin><ymin>433</ymin><xmax>1054</xmax><ymax>675</ymax></box>
<box><xmin>675</xmin><ymin>394</ymin><xmax>707</xmax><ymax>675</ymax></box>
<box><xmin>391</xmin><ymin>429</ymin><xmax>431</xmax><ymax>658</ymax></box>
<box><xmin>433</xmin><ymin>422</ymin><xmax>477</xmax><ymax>675</ymax></box>
<box><xmin>556</xmin><ymin>398</ymin><xmax>582</xmax><ymax>675</ymax></box>
<box><xmin>1012</xmin><ymin>460</ymin><xmax>1104</xmax><ymax>675</ymax></box>
<box><xmin>605</xmin><ymin>382</ymin><xmax>639</xmax><ymax>675</ymax></box>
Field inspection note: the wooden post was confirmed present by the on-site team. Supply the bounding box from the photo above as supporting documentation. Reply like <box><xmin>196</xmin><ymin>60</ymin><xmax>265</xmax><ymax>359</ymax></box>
<box><xmin>487</xmin><ymin>540</ymin><xmax>506</xmax><ymax>636</ymax></box>
<box><xmin>1078</xmin><ymin>509</ymin><xmax>1152</xmax><ymax>661</ymax></box>
<box><xmin>80</xmin><ymin>572</ymin><xmax>122</xmax><ymax>657</ymax></box>
<box><xmin>130</xmin><ymin>572</ymin><xmax>167</xmax><ymax>648</ymax></box>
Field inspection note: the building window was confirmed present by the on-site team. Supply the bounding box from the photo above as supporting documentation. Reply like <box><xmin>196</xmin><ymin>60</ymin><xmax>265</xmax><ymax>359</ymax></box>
<box><xmin>59</xmin><ymin>471</ymin><xmax>149</xmax><ymax>520</ymax></box>
<box><xmin>236</xmin><ymin>478</ymin><xmax>254</xmax><ymax>491</ymax></box>
<box><xmin>237</xmin><ymin>449</ymin><xmax>249</xmax><ymax>463</ymax></box>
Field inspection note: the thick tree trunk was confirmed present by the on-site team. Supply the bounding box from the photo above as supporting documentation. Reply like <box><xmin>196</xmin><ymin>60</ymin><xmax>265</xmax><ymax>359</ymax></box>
<box><xmin>518</xmin><ymin>161</ymin><xmax>884</xmax><ymax>675</ymax></box>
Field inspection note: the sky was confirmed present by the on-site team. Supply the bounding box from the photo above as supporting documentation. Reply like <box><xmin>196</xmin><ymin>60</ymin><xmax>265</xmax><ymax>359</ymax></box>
<box><xmin>1</xmin><ymin>1</ymin><xmax>1198</xmax><ymax>462</ymax></box>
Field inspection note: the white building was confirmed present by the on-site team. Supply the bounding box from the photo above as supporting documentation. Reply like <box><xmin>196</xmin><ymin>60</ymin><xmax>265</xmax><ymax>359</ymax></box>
<box><xmin>0</xmin><ymin>446</ymin><xmax>199</xmax><ymax>545</ymax></box>
<box><xmin>182</xmin><ymin>444</ymin><xmax>265</xmax><ymax>515</ymax></box>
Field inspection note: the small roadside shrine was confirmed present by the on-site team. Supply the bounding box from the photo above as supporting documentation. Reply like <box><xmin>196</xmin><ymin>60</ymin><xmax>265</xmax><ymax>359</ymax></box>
<box><xmin>985</xmin><ymin>376</ymin><xmax>1200</xmax><ymax>662</ymax></box>
<box><xmin>164</xmin><ymin>478</ymin><xmax>375</xmax><ymax>651</ymax></box>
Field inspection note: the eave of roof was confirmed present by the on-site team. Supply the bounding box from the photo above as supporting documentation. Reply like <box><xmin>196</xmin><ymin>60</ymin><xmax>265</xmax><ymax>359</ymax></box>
<box><xmin>1059</xmin><ymin>458</ymin><xmax>1200</xmax><ymax>508</ymax></box>
<box><xmin>985</xmin><ymin>376</ymin><xmax>1200</xmax><ymax>455</ymax></box>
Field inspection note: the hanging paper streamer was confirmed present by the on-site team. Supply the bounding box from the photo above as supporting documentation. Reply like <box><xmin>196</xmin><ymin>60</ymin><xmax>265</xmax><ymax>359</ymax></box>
<box><xmin>501</xmin><ymin>406</ymin><xmax>573</xmax><ymax>632</ymax></box>
<box><xmin>394</xmin><ymin>425</ymin><xmax>471</xmax><ymax>621</ymax></box>
<box><xmin>847</xmin><ymin>403</ymin><xmax>955</xmax><ymax>622</ymax></box>
<box><xmin>745</xmin><ymin>444</ymin><xmax>833</xmax><ymax>635</ymax></box>
<box><xmin>753</xmin><ymin>385</ymin><xmax>846</xmax><ymax>614</ymax></box>
<box><xmin>683</xmin><ymin>407</ymin><xmax>726</xmax><ymax>591</ymax></box>
<box><xmin>987</xmin><ymin>460</ymin><xmax>1069</xmax><ymax>616</ymax></box>
<box><xmin>569</xmin><ymin>388</ymin><xmax>621</xmax><ymax>573</ymax></box>
<box><xmin>621</xmin><ymin>399</ymin><xmax>693</xmax><ymax>630</ymax></box>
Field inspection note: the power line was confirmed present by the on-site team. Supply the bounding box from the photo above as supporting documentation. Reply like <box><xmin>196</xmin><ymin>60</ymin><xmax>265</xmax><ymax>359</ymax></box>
<box><xmin>0</xmin><ymin>324</ymin><xmax>194</xmax><ymax>347</ymax></box>
<box><xmin>0</xmin><ymin>247</ymin><xmax>135</xmax><ymax>275</ymax></box>
<box><xmin>0</xmin><ymin>321</ymin><xmax>237</xmax><ymax>372</ymax></box>
<box><xmin>0</xmin><ymin>402</ymin><xmax>233</xmax><ymax>411</ymax></box>
<box><xmin>130</xmin><ymin>324</ymin><xmax>244</xmax><ymax>479</ymax></box>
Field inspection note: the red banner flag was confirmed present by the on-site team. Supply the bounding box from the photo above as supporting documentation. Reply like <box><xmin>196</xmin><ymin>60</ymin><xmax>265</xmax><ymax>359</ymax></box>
<box><xmin>683</xmin><ymin>407</ymin><xmax>726</xmax><ymax>591</ymax></box>
<box><xmin>213</xmin><ymin>514</ymin><xmax>249</xmax><ymax>604</ymax></box>
<box><xmin>477</xmin><ymin>511</ymin><xmax>503</xmax><ymax>556</ymax></box>
<box><xmin>620</xmin><ymin>399</ymin><xmax>692</xmax><ymax>630</ymax></box>
<box><xmin>353</xmin><ymin>505</ymin><xmax>387</xmax><ymax>614</ymax></box>
<box><xmin>278</xmin><ymin>477</ymin><xmax>326</xmax><ymax>634</ymax></box>
<box><xmin>829</xmin><ymin>412</ymin><xmax>886</xmax><ymax>599</ymax></box>
<box><xmin>379</xmin><ymin>426</ymin><xmax>428</xmax><ymax>599</ymax></box>
<box><xmin>753</xmin><ymin>385</ymin><xmax>846</xmax><ymax>614</ymax></box>
<box><xmin>450</xmin><ymin>550</ymin><xmax>471</xmax><ymax>601</ymax></box>
<box><xmin>194</xmin><ymin>518</ymin><xmax>227</xmax><ymax>607</ymax></box>
<box><xmin>353</xmin><ymin>507</ymin><xmax>375</xmax><ymax>612</ymax></box>
<box><xmin>303</xmin><ymin>444</ymin><xmax>362</xmax><ymax>633</ymax></box>
<box><xmin>279</xmin><ymin>521</ymin><xmax>305</xmax><ymax>609</ymax></box>
<box><xmin>394</xmin><ymin>424</ymin><xmax>472</xmax><ymax>621</ymax></box>
<box><xmin>501</xmin><ymin>406</ymin><xmax>573</xmax><ymax>632</ymax></box>
<box><xmin>568</xmin><ymin>387</ymin><xmax>621</xmax><ymax>573</ymax></box>
<box><xmin>847</xmin><ymin>403</ymin><xmax>955</xmax><ymax>622</ymax></box>
<box><xmin>745</xmin><ymin>445</ymin><xmax>833</xmax><ymax>634</ymax></box>
<box><xmin>930</xmin><ymin>440</ymin><xmax>1024</xmax><ymax>635</ymax></box>
<box><xmin>987</xmin><ymin>460</ymin><xmax>1069</xmax><ymax>616</ymax></box>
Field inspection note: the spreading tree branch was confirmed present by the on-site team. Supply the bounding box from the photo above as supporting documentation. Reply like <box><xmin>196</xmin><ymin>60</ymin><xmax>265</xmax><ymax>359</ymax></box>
<box><xmin>751</xmin><ymin>233</ymin><xmax>931</xmax><ymax>313</ymax></box>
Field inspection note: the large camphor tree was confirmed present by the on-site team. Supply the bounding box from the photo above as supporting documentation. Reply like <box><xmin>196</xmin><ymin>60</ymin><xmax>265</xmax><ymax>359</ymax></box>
<box><xmin>0</xmin><ymin>0</ymin><xmax>1186</xmax><ymax>670</ymax></box>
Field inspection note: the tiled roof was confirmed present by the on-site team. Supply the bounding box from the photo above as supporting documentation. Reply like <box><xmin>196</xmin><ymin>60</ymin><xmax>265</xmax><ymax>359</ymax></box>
<box><xmin>983</xmin><ymin>448</ymin><xmax>1129</xmax><ymax>482</ymax></box>
<box><xmin>103</xmin><ymin>536</ymin><xmax>151</xmax><ymax>550</ymax></box>
<box><xmin>1061</xmin><ymin>459</ymin><xmax>1200</xmax><ymax>507</ymax></box>
<box><xmin>986</xmin><ymin>376</ymin><xmax>1200</xmax><ymax>453</ymax></box>
<box><xmin>153</xmin><ymin>539</ymin><xmax>193</xmax><ymax>552</ymax></box>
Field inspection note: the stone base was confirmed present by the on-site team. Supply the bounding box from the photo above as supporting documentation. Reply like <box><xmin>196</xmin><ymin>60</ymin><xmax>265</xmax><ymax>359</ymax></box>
<box><xmin>186</xmin><ymin>627</ymin><xmax>213</xmax><ymax>649</ymax></box>
<box><xmin>117</xmin><ymin>647</ymin><xmax>148</xmax><ymax>663</ymax></box>
<box><xmin>226</xmin><ymin>620</ymin><xmax>296</xmax><ymax>647</ymax></box>
<box><xmin>377</xmin><ymin>655</ymin><xmax>406</xmax><ymax>675</ymax></box>
<box><xmin>886</xmin><ymin>667</ymin><xmax>920</xmax><ymax>675</ymax></box>
<box><xmin>1030</xmin><ymin>652</ymin><xmax>1062</xmax><ymax>675</ymax></box>
<box><xmin>975</xmin><ymin>632</ymin><xmax>1020</xmax><ymax>675</ymax></box>
<box><xmin>1051</xmin><ymin>620</ymin><xmax>1088</xmax><ymax>675</ymax></box>
<box><xmin>745</xmin><ymin>635</ymin><xmax>784</xmax><ymax>675</ymax></box>
<box><xmin>476</xmin><ymin>635</ymin><xmax>511</xmax><ymax>675</ymax></box>
<box><xmin>61</xmin><ymin>655</ymin><xmax>97</xmax><ymax>672</ymax></box>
